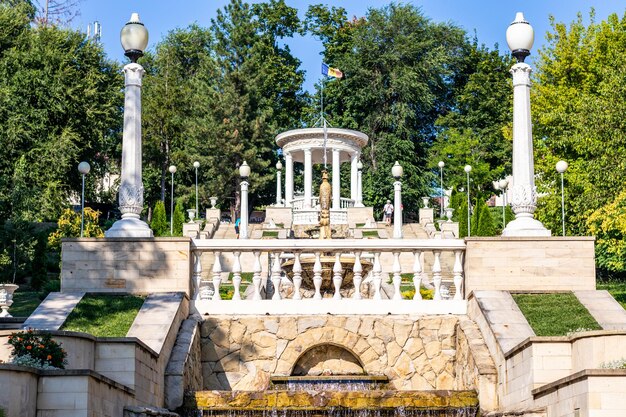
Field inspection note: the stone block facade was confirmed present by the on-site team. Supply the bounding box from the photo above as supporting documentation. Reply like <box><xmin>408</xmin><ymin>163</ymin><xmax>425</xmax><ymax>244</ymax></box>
<box><xmin>465</xmin><ymin>237</ymin><xmax>596</xmax><ymax>294</ymax></box>
<box><xmin>61</xmin><ymin>238</ymin><xmax>192</xmax><ymax>295</ymax></box>
<box><xmin>200</xmin><ymin>315</ymin><xmax>492</xmax><ymax>393</ymax></box>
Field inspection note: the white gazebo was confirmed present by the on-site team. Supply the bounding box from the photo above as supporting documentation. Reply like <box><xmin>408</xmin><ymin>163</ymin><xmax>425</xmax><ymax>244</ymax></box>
<box><xmin>275</xmin><ymin>128</ymin><xmax>368</xmax><ymax>224</ymax></box>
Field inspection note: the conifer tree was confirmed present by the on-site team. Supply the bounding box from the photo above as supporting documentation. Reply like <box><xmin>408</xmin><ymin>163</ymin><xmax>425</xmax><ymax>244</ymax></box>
<box><xmin>150</xmin><ymin>201</ymin><xmax>167</xmax><ymax>237</ymax></box>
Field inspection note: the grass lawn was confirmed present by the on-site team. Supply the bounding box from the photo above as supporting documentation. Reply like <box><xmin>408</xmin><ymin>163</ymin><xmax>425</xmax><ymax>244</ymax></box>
<box><xmin>60</xmin><ymin>294</ymin><xmax>145</xmax><ymax>337</ymax></box>
<box><xmin>512</xmin><ymin>293</ymin><xmax>602</xmax><ymax>336</ymax></box>
<box><xmin>362</xmin><ymin>230</ymin><xmax>379</xmax><ymax>238</ymax></box>
<box><xmin>597</xmin><ymin>281</ymin><xmax>626</xmax><ymax>310</ymax></box>
<box><xmin>10</xmin><ymin>291</ymin><xmax>41</xmax><ymax>317</ymax></box>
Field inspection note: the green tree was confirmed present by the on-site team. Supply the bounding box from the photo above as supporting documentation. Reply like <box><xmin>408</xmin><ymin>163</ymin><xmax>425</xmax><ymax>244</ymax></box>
<box><xmin>307</xmin><ymin>4</ymin><xmax>470</xmax><ymax>216</ymax></box>
<box><xmin>0</xmin><ymin>4</ymin><xmax>121</xmax><ymax>222</ymax></box>
<box><xmin>457</xmin><ymin>198</ymin><xmax>469</xmax><ymax>238</ymax></box>
<box><xmin>473</xmin><ymin>200</ymin><xmax>496</xmax><ymax>237</ymax></box>
<box><xmin>173</xmin><ymin>199</ymin><xmax>185</xmax><ymax>236</ymax></box>
<box><xmin>150</xmin><ymin>201</ymin><xmax>168</xmax><ymax>237</ymax></box>
<box><xmin>587</xmin><ymin>187</ymin><xmax>626</xmax><ymax>275</ymax></box>
<box><xmin>533</xmin><ymin>11</ymin><xmax>626</xmax><ymax>238</ymax></box>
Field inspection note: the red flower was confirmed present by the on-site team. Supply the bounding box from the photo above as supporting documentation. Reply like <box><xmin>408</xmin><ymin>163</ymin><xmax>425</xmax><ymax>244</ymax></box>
<box><xmin>46</xmin><ymin>355</ymin><xmax>52</xmax><ymax>361</ymax></box>
<box><xmin>26</xmin><ymin>345</ymin><xmax>32</xmax><ymax>350</ymax></box>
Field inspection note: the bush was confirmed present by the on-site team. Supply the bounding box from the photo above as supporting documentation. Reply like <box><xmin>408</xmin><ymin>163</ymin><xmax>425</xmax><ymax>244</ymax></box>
<box><xmin>39</xmin><ymin>279</ymin><xmax>60</xmax><ymax>300</ymax></box>
<box><xmin>8</xmin><ymin>329</ymin><xmax>67</xmax><ymax>369</ymax></box>
<box><xmin>150</xmin><ymin>201</ymin><xmax>168</xmax><ymax>236</ymax></box>
<box><xmin>173</xmin><ymin>199</ymin><xmax>185</xmax><ymax>236</ymax></box>
<box><xmin>588</xmin><ymin>189</ymin><xmax>626</xmax><ymax>273</ymax></box>
<box><xmin>48</xmin><ymin>208</ymin><xmax>104</xmax><ymax>250</ymax></box>
<box><xmin>474</xmin><ymin>200</ymin><xmax>496</xmax><ymax>236</ymax></box>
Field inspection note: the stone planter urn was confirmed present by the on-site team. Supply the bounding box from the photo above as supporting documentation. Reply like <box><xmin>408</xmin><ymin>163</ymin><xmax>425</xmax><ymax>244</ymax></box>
<box><xmin>187</xmin><ymin>209</ymin><xmax>196</xmax><ymax>223</ymax></box>
<box><xmin>422</xmin><ymin>197</ymin><xmax>430</xmax><ymax>208</ymax></box>
<box><xmin>210</xmin><ymin>197</ymin><xmax>217</xmax><ymax>209</ymax></box>
<box><xmin>0</xmin><ymin>283</ymin><xmax>19</xmax><ymax>318</ymax></box>
<box><xmin>445</xmin><ymin>208</ymin><xmax>454</xmax><ymax>222</ymax></box>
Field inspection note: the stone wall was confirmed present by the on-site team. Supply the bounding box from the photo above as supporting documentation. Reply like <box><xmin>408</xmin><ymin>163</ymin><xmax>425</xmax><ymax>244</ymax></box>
<box><xmin>200</xmin><ymin>315</ymin><xmax>459</xmax><ymax>391</ymax></box>
<box><xmin>61</xmin><ymin>238</ymin><xmax>192</xmax><ymax>295</ymax></box>
<box><xmin>464</xmin><ymin>237</ymin><xmax>596</xmax><ymax>294</ymax></box>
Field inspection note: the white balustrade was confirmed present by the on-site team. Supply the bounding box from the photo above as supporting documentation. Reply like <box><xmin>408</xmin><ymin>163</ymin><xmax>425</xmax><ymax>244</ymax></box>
<box><xmin>190</xmin><ymin>238</ymin><xmax>467</xmax><ymax>315</ymax></box>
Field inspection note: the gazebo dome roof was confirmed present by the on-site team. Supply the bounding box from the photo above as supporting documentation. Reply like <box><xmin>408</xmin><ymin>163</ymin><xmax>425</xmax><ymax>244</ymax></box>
<box><xmin>275</xmin><ymin>128</ymin><xmax>368</xmax><ymax>163</ymax></box>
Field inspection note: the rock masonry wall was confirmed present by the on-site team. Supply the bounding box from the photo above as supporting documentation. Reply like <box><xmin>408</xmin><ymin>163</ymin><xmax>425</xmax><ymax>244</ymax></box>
<box><xmin>200</xmin><ymin>315</ymin><xmax>460</xmax><ymax>391</ymax></box>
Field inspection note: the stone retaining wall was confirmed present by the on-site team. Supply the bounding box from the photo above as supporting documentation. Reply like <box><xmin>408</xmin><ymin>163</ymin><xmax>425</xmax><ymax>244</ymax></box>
<box><xmin>200</xmin><ymin>315</ymin><xmax>460</xmax><ymax>391</ymax></box>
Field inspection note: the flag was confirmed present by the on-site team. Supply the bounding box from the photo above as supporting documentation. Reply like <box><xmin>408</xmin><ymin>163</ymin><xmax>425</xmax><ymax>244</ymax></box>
<box><xmin>321</xmin><ymin>63</ymin><xmax>343</xmax><ymax>79</ymax></box>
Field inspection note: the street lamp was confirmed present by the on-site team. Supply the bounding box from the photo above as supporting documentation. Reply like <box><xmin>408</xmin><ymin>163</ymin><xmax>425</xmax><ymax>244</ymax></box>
<box><xmin>275</xmin><ymin>160</ymin><xmax>283</xmax><ymax>206</ymax></box>
<box><xmin>499</xmin><ymin>178</ymin><xmax>509</xmax><ymax>230</ymax></box>
<box><xmin>556</xmin><ymin>160</ymin><xmax>568</xmax><ymax>236</ymax></box>
<box><xmin>356</xmin><ymin>161</ymin><xmax>363</xmax><ymax>207</ymax></box>
<box><xmin>169</xmin><ymin>165</ymin><xmax>176</xmax><ymax>235</ymax></box>
<box><xmin>193</xmin><ymin>161</ymin><xmax>200</xmax><ymax>217</ymax></box>
<box><xmin>78</xmin><ymin>162</ymin><xmax>90</xmax><ymax>237</ymax></box>
<box><xmin>392</xmin><ymin>161</ymin><xmax>403</xmax><ymax>239</ymax></box>
<box><xmin>503</xmin><ymin>12</ymin><xmax>550</xmax><ymax>236</ymax></box>
<box><xmin>106</xmin><ymin>13</ymin><xmax>152</xmax><ymax>237</ymax></box>
<box><xmin>239</xmin><ymin>161</ymin><xmax>251</xmax><ymax>239</ymax></box>
<box><xmin>464</xmin><ymin>165</ymin><xmax>472</xmax><ymax>237</ymax></box>
<box><xmin>438</xmin><ymin>161</ymin><xmax>445</xmax><ymax>217</ymax></box>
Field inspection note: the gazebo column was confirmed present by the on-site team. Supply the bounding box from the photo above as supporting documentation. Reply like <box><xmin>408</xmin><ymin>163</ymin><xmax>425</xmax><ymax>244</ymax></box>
<box><xmin>304</xmin><ymin>148</ymin><xmax>312</xmax><ymax>208</ymax></box>
<box><xmin>350</xmin><ymin>152</ymin><xmax>358</xmax><ymax>202</ymax></box>
<box><xmin>285</xmin><ymin>152</ymin><xmax>293</xmax><ymax>207</ymax></box>
<box><xmin>332</xmin><ymin>148</ymin><xmax>341</xmax><ymax>209</ymax></box>
<box><xmin>356</xmin><ymin>161</ymin><xmax>364</xmax><ymax>207</ymax></box>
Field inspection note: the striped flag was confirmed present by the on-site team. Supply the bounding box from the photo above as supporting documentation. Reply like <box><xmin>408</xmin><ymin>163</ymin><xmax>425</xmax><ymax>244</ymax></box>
<box><xmin>321</xmin><ymin>63</ymin><xmax>343</xmax><ymax>79</ymax></box>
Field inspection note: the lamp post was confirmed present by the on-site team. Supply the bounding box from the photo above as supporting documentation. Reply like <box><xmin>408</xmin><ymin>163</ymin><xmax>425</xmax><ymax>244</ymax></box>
<box><xmin>356</xmin><ymin>161</ymin><xmax>363</xmax><ymax>207</ymax></box>
<box><xmin>502</xmin><ymin>12</ymin><xmax>550</xmax><ymax>236</ymax></box>
<box><xmin>106</xmin><ymin>13</ymin><xmax>152</xmax><ymax>237</ymax></box>
<box><xmin>193</xmin><ymin>161</ymin><xmax>200</xmax><ymax>217</ymax></box>
<box><xmin>464</xmin><ymin>165</ymin><xmax>472</xmax><ymax>237</ymax></box>
<box><xmin>169</xmin><ymin>165</ymin><xmax>176</xmax><ymax>235</ymax></box>
<box><xmin>78</xmin><ymin>162</ymin><xmax>90</xmax><ymax>237</ymax></box>
<box><xmin>556</xmin><ymin>160</ymin><xmax>568</xmax><ymax>236</ymax></box>
<box><xmin>499</xmin><ymin>178</ymin><xmax>509</xmax><ymax>229</ymax></box>
<box><xmin>239</xmin><ymin>161</ymin><xmax>250</xmax><ymax>239</ymax></box>
<box><xmin>392</xmin><ymin>161</ymin><xmax>403</xmax><ymax>239</ymax></box>
<box><xmin>275</xmin><ymin>160</ymin><xmax>283</xmax><ymax>206</ymax></box>
<box><xmin>438</xmin><ymin>161</ymin><xmax>445</xmax><ymax>217</ymax></box>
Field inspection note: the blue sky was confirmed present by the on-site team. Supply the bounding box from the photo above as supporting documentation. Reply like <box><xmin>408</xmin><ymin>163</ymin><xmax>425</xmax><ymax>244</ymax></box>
<box><xmin>73</xmin><ymin>1</ymin><xmax>623</xmax><ymax>92</ymax></box>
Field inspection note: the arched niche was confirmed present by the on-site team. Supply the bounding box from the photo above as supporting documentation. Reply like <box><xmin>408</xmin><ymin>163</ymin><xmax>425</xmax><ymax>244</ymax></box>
<box><xmin>291</xmin><ymin>343</ymin><xmax>365</xmax><ymax>376</ymax></box>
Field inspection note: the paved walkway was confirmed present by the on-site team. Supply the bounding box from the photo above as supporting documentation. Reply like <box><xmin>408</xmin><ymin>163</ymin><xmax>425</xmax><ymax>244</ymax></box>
<box><xmin>127</xmin><ymin>292</ymin><xmax>185</xmax><ymax>353</ymax></box>
<box><xmin>21</xmin><ymin>292</ymin><xmax>85</xmax><ymax>330</ymax></box>
<box><xmin>473</xmin><ymin>290</ymin><xmax>535</xmax><ymax>353</ymax></box>
<box><xmin>575</xmin><ymin>290</ymin><xmax>626</xmax><ymax>330</ymax></box>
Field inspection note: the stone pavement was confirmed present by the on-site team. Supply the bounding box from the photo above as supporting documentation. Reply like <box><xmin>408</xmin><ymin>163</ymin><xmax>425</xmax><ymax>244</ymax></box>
<box><xmin>127</xmin><ymin>292</ymin><xmax>185</xmax><ymax>353</ymax></box>
<box><xmin>575</xmin><ymin>290</ymin><xmax>626</xmax><ymax>330</ymax></box>
<box><xmin>21</xmin><ymin>291</ymin><xmax>85</xmax><ymax>330</ymax></box>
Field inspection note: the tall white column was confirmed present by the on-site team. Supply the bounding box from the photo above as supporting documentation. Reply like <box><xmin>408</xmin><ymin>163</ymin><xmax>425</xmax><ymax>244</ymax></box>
<box><xmin>240</xmin><ymin>180</ymin><xmax>249</xmax><ymax>239</ymax></box>
<box><xmin>502</xmin><ymin>62</ymin><xmax>550</xmax><ymax>236</ymax></box>
<box><xmin>304</xmin><ymin>148</ymin><xmax>312</xmax><ymax>208</ymax></box>
<box><xmin>106</xmin><ymin>63</ymin><xmax>152</xmax><ymax>237</ymax></box>
<box><xmin>350</xmin><ymin>153</ymin><xmax>358</xmax><ymax>201</ymax></box>
<box><xmin>393</xmin><ymin>180</ymin><xmax>402</xmax><ymax>238</ymax></box>
<box><xmin>332</xmin><ymin>148</ymin><xmax>340</xmax><ymax>209</ymax></box>
<box><xmin>275</xmin><ymin>168</ymin><xmax>282</xmax><ymax>206</ymax></box>
<box><xmin>285</xmin><ymin>152</ymin><xmax>293</xmax><ymax>207</ymax></box>
<box><xmin>356</xmin><ymin>165</ymin><xmax>364</xmax><ymax>207</ymax></box>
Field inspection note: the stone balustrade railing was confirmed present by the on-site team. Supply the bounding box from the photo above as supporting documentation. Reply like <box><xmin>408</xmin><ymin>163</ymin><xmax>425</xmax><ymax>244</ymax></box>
<box><xmin>191</xmin><ymin>239</ymin><xmax>466</xmax><ymax>315</ymax></box>
<box><xmin>291</xmin><ymin>196</ymin><xmax>354</xmax><ymax>210</ymax></box>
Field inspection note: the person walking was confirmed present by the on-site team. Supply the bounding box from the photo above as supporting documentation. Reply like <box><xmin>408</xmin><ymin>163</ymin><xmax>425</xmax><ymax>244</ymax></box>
<box><xmin>234</xmin><ymin>216</ymin><xmax>241</xmax><ymax>239</ymax></box>
<box><xmin>383</xmin><ymin>199</ymin><xmax>394</xmax><ymax>226</ymax></box>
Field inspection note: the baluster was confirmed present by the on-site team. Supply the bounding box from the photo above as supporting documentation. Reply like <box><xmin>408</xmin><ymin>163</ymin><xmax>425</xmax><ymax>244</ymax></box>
<box><xmin>232</xmin><ymin>252</ymin><xmax>242</xmax><ymax>300</ymax></box>
<box><xmin>192</xmin><ymin>250</ymin><xmax>202</xmax><ymax>301</ymax></box>
<box><xmin>453</xmin><ymin>250</ymin><xmax>464</xmax><ymax>300</ymax></box>
<box><xmin>432</xmin><ymin>250</ymin><xmax>442</xmax><ymax>301</ymax></box>
<box><xmin>252</xmin><ymin>251</ymin><xmax>262</xmax><ymax>300</ymax></box>
<box><xmin>392</xmin><ymin>251</ymin><xmax>402</xmax><ymax>300</ymax></box>
<box><xmin>373</xmin><ymin>252</ymin><xmax>382</xmax><ymax>300</ymax></box>
<box><xmin>212</xmin><ymin>251</ymin><xmax>222</xmax><ymax>300</ymax></box>
<box><xmin>412</xmin><ymin>251</ymin><xmax>423</xmax><ymax>301</ymax></box>
<box><xmin>292</xmin><ymin>252</ymin><xmax>302</xmax><ymax>300</ymax></box>
<box><xmin>313</xmin><ymin>251</ymin><xmax>323</xmax><ymax>300</ymax></box>
<box><xmin>271</xmin><ymin>252</ymin><xmax>282</xmax><ymax>300</ymax></box>
<box><xmin>352</xmin><ymin>251</ymin><xmax>363</xmax><ymax>300</ymax></box>
<box><xmin>333</xmin><ymin>252</ymin><xmax>343</xmax><ymax>300</ymax></box>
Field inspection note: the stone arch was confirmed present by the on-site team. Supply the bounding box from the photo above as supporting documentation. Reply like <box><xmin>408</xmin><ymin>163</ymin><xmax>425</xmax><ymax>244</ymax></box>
<box><xmin>274</xmin><ymin>325</ymin><xmax>381</xmax><ymax>376</ymax></box>
<box><xmin>291</xmin><ymin>343</ymin><xmax>365</xmax><ymax>376</ymax></box>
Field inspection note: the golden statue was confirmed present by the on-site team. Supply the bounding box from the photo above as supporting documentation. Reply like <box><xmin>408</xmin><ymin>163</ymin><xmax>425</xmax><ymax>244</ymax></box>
<box><xmin>318</xmin><ymin>170</ymin><xmax>332</xmax><ymax>239</ymax></box>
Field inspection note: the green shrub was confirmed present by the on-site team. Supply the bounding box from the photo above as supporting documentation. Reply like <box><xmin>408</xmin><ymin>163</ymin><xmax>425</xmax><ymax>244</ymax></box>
<box><xmin>587</xmin><ymin>189</ymin><xmax>626</xmax><ymax>273</ymax></box>
<box><xmin>48</xmin><ymin>208</ymin><xmax>103</xmax><ymax>250</ymax></box>
<box><xmin>8</xmin><ymin>329</ymin><xmax>67</xmax><ymax>369</ymax></box>
<box><xmin>173</xmin><ymin>199</ymin><xmax>185</xmax><ymax>236</ymax></box>
<box><xmin>150</xmin><ymin>201</ymin><xmax>168</xmax><ymax>237</ymax></box>
<box><xmin>474</xmin><ymin>200</ymin><xmax>496</xmax><ymax>236</ymax></box>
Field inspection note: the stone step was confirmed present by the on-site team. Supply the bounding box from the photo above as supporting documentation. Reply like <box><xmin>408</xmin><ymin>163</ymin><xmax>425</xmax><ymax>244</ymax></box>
<box><xmin>574</xmin><ymin>290</ymin><xmax>626</xmax><ymax>330</ymax></box>
<box><xmin>21</xmin><ymin>291</ymin><xmax>85</xmax><ymax>330</ymax></box>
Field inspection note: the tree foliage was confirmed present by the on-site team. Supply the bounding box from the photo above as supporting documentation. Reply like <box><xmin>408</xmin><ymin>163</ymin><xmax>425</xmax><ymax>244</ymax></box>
<box><xmin>587</xmin><ymin>188</ymin><xmax>626</xmax><ymax>274</ymax></box>
<box><xmin>47</xmin><ymin>208</ymin><xmax>104</xmax><ymax>250</ymax></box>
<box><xmin>150</xmin><ymin>201</ymin><xmax>168</xmax><ymax>237</ymax></box>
